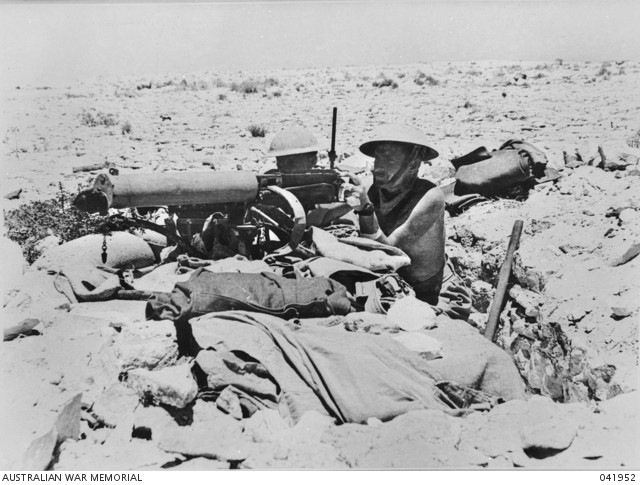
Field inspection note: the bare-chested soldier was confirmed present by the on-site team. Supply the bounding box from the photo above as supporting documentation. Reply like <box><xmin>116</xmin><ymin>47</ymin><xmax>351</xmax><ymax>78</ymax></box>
<box><xmin>346</xmin><ymin>123</ymin><xmax>471</xmax><ymax>318</ymax></box>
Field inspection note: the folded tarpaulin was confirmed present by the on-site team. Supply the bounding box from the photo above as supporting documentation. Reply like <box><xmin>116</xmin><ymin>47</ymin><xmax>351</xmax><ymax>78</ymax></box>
<box><xmin>413</xmin><ymin>316</ymin><xmax>526</xmax><ymax>402</ymax></box>
<box><xmin>145</xmin><ymin>269</ymin><xmax>354</xmax><ymax>322</ymax></box>
<box><xmin>189</xmin><ymin>310</ymin><xmax>449</xmax><ymax>425</ymax></box>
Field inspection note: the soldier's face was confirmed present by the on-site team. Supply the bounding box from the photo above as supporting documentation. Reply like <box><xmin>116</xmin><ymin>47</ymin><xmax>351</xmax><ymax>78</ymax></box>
<box><xmin>276</xmin><ymin>152</ymin><xmax>317</xmax><ymax>173</ymax></box>
<box><xmin>372</xmin><ymin>142</ymin><xmax>414</xmax><ymax>185</ymax></box>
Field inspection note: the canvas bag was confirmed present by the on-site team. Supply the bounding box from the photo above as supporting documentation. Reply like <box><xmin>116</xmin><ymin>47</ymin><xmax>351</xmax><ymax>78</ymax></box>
<box><xmin>453</xmin><ymin>139</ymin><xmax>558</xmax><ymax>196</ymax></box>
<box><xmin>145</xmin><ymin>268</ymin><xmax>354</xmax><ymax>323</ymax></box>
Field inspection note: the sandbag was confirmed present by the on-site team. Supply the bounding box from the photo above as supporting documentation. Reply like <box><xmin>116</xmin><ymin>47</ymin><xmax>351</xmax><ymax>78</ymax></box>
<box><xmin>33</xmin><ymin>232</ymin><xmax>155</xmax><ymax>271</ymax></box>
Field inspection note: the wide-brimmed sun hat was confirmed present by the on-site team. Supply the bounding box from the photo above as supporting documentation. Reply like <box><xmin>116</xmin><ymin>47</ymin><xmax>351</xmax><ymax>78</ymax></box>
<box><xmin>359</xmin><ymin>123</ymin><xmax>439</xmax><ymax>161</ymax></box>
<box><xmin>266</xmin><ymin>127</ymin><xmax>321</xmax><ymax>158</ymax></box>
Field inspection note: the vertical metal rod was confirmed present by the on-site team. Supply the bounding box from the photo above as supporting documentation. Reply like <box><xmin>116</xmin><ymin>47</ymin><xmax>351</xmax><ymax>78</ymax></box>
<box><xmin>329</xmin><ymin>107</ymin><xmax>338</xmax><ymax>169</ymax></box>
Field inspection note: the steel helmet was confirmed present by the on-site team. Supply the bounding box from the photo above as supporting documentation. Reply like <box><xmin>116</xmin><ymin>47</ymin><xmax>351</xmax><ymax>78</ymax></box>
<box><xmin>359</xmin><ymin>123</ymin><xmax>439</xmax><ymax>161</ymax></box>
<box><xmin>267</xmin><ymin>127</ymin><xmax>321</xmax><ymax>158</ymax></box>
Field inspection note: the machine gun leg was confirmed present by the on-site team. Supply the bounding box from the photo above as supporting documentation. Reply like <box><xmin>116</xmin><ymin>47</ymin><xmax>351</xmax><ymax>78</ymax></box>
<box><xmin>110</xmin><ymin>215</ymin><xmax>209</xmax><ymax>260</ymax></box>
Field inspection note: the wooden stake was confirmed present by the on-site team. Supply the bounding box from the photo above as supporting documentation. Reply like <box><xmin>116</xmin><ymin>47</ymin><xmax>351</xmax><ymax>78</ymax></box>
<box><xmin>484</xmin><ymin>219</ymin><xmax>524</xmax><ymax>342</ymax></box>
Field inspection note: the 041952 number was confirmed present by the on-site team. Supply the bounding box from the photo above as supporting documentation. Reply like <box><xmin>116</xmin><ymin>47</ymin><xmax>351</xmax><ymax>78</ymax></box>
<box><xmin>600</xmin><ymin>474</ymin><xmax>636</xmax><ymax>481</ymax></box>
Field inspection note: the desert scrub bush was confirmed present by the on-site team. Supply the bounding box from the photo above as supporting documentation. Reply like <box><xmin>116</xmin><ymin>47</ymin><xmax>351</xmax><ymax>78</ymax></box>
<box><xmin>213</xmin><ymin>78</ymin><xmax>227</xmax><ymax>88</ymax></box>
<box><xmin>218</xmin><ymin>93</ymin><xmax>227</xmax><ymax>101</ymax></box>
<box><xmin>230</xmin><ymin>79</ymin><xmax>261</xmax><ymax>94</ymax></box>
<box><xmin>596</xmin><ymin>63</ymin><xmax>612</xmax><ymax>77</ymax></box>
<box><xmin>5</xmin><ymin>126</ymin><xmax>22</xmax><ymax>157</ymax></box>
<box><xmin>80</xmin><ymin>109</ymin><xmax>118</xmax><ymax>128</ymax></box>
<box><xmin>247</xmin><ymin>124</ymin><xmax>267</xmax><ymax>137</ymax></box>
<box><xmin>64</xmin><ymin>92</ymin><xmax>90</xmax><ymax>99</ymax></box>
<box><xmin>178</xmin><ymin>79</ymin><xmax>209</xmax><ymax>91</ymax></box>
<box><xmin>114</xmin><ymin>89</ymin><xmax>138</xmax><ymax>98</ymax></box>
<box><xmin>372</xmin><ymin>78</ymin><xmax>398</xmax><ymax>89</ymax></box>
<box><xmin>627</xmin><ymin>129</ymin><xmax>640</xmax><ymax>149</ymax></box>
<box><xmin>230</xmin><ymin>77</ymin><xmax>280</xmax><ymax>94</ymax></box>
<box><xmin>121</xmin><ymin>121</ymin><xmax>132</xmax><ymax>135</ymax></box>
<box><xmin>414</xmin><ymin>71</ymin><xmax>439</xmax><ymax>86</ymax></box>
<box><xmin>3</xmin><ymin>186</ymin><xmax>136</xmax><ymax>263</ymax></box>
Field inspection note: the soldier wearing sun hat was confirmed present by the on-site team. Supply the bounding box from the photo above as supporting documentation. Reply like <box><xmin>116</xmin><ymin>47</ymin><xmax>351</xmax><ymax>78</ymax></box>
<box><xmin>345</xmin><ymin>123</ymin><xmax>471</xmax><ymax>319</ymax></box>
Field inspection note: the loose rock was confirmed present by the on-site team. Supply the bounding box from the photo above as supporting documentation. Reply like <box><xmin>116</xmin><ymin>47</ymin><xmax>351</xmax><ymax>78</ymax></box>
<box><xmin>114</xmin><ymin>320</ymin><xmax>178</xmax><ymax>371</ymax></box>
<box><xmin>467</xmin><ymin>312</ymin><xmax>487</xmax><ymax>332</ymax></box>
<box><xmin>192</xmin><ymin>399</ymin><xmax>232</xmax><ymax>426</ymax></box>
<box><xmin>610</xmin><ymin>242</ymin><xmax>640</xmax><ymax>266</ymax></box>
<box><xmin>618</xmin><ymin>208</ymin><xmax>638</xmax><ymax>224</ymax></box>
<box><xmin>127</xmin><ymin>364</ymin><xmax>198</xmax><ymax>408</ymax></box>
<box><xmin>91</xmin><ymin>384</ymin><xmax>140</xmax><ymax>428</ymax></box>
<box><xmin>288</xmin><ymin>410</ymin><xmax>335</xmax><ymax>444</ymax></box>
<box><xmin>324</xmin><ymin>409</ymin><xmax>462</xmax><ymax>468</ymax></box>
<box><xmin>243</xmin><ymin>409</ymin><xmax>290</xmax><ymax>443</ymax></box>
<box><xmin>132</xmin><ymin>405</ymin><xmax>176</xmax><ymax>441</ymax></box>
<box><xmin>158</xmin><ymin>421</ymin><xmax>250</xmax><ymax>462</ymax></box>
<box><xmin>509</xmin><ymin>284</ymin><xmax>542</xmax><ymax>318</ymax></box>
<box><xmin>610</xmin><ymin>307</ymin><xmax>632</xmax><ymax>319</ymax></box>
<box><xmin>470</xmin><ymin>280</ymin><xmax>494</xmax><ymax>312</ymax></box>
<box><xmin>216</xmin><ymin>386</ymin><xmax>243</xmax><ymax>420</ymax></box>
<box><xmin>1</xmin><ymin>238</ymin><xmax>27</xmax><ymax>289</ymax></box>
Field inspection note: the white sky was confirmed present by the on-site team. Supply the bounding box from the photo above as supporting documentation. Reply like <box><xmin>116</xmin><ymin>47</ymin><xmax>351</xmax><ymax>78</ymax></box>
<box><xmin>1</xmin><ymin>0</ymin><xmax>639</xmax><ymax>87</ymax></box>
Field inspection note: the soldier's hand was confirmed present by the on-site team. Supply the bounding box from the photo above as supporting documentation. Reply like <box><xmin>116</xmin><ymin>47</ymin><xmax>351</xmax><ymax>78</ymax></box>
<box><xmin>342</xmin><ymin>173</ymin><xmax>371</xmax><ymax>211</ymax></box>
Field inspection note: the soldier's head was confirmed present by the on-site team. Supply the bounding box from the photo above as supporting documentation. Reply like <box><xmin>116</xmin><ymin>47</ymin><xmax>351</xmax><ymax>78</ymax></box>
<box><xmin>267</xmin><ymin>127</ymin><xmax>320</xmax><ymax>173</ymax></box>
<box><xmin>359</xmin><ymin>124</ymin><xmax>438</xmax><ymax>189</ymax></box>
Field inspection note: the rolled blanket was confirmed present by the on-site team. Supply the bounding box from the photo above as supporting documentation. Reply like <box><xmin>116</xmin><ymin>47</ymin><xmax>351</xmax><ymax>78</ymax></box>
<box><xmin>312</xmin><ymin>227</ymin><xmax>411</xmax><ymax>272</ymax></box>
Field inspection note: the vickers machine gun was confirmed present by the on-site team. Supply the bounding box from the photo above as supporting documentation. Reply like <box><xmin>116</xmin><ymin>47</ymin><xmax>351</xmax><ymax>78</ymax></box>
<box><xmin>73</xmin><ymin>109</ymin><xmax>347</xmax><ymax>260</ymax></box>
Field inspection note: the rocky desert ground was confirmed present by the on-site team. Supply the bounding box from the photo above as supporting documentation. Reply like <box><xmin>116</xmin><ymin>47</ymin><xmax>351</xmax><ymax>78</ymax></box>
<box><xmin>1</xmin><ymin>59</ymin><xmax>639</xmax><ymax>470</ymax></box>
